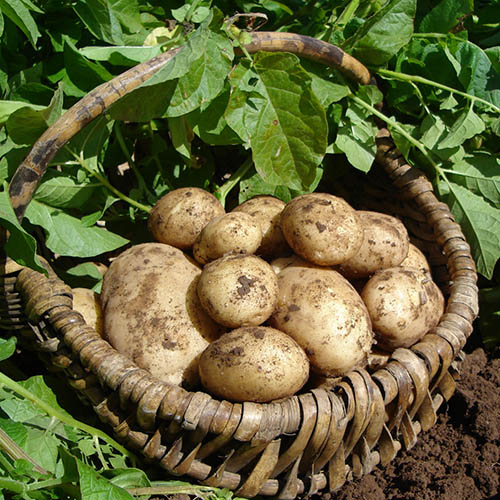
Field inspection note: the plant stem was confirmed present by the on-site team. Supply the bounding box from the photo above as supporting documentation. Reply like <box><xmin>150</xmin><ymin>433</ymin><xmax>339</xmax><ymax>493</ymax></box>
<box><xmin>0</xmin><ymin>428</ymin><xmax>48</xmax><ymax>475</ymax></box>
<box><xmin>65</xmin><ymin>146</ymin><xmax>152</xmax><ymax>213</ymax></box>
<box><xmin>376</xmin><ymin>68</ymin><xmax>500</xmax><ymax>113</ymax></box>
<box><xmin>0</xmin><ymin>372</ymin><xmax>136</xmax><ymax>464</ymax></box>
<box><xmin>0</xmin><ymin>477</ymin><xmax>27</xmax><ymax>494</ymax></box>
<box><xmin>215</xmin><ymin>156</ymin><xmax>254</xmax><ymax>207</ymax></box>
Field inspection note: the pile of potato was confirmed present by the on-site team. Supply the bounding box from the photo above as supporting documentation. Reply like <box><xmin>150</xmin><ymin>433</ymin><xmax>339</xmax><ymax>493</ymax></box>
<box><xmin>73</xmin><ymin>187</ymin><xmax>444</xmax><ymax>403</ymax></box>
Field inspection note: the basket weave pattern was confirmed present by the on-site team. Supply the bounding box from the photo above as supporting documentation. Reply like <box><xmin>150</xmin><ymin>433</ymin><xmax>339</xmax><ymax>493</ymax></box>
<box><xmin>0</xmin><ymin>33</ymin><xmax>479</xmax><ymax>498</ymax></box>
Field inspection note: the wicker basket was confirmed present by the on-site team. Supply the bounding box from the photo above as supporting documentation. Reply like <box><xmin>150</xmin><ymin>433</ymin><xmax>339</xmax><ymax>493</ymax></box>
<box><xmin>0</xmin><ymin>32</ymin><xmax>479</xmax><ymax>498</ymax></box>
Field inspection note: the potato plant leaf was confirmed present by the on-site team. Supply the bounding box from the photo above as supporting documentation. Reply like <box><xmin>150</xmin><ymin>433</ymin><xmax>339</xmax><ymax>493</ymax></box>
<box><xmin>226</xmin><ymin>53</ymin><xmax>327</xmax><ymax>191</ymax></box>
<box><xmin>78</xmin><ymin>460</ymin><xmax>135</xmax><ymax>500</ymax></box>
<box><xmin>25</xmin><ymin>200</ymin><xmax>129</xmax><ymax>258</ymax></box>
<box><xmin>110</xmin><ymin>15</ymin><xmax>233</xmax><ymax>121</ymax></box>
<box><xmin>0</xmin><ymin>337</ymin><xmax>16</xmax><ymax>362</ymax></box>
<box><xmin>79</xmin><ymin>45</ymin><xmax>162</xmax><ymax>66</ymax></box>
<box><xmin>438</xmin><ymin>105</ymin><xmax>485</xmax><ymax>149</ymax></box>
<box><xmin>447</xmin><ymin>182</ymin><xmax>500</xmax><ymax>279</ymax></box>
<box><xmin>447</xmin><ymin>153</ymin><xmax>500</xmax><ymax>208</ymax></box>
<box><xmin>0</xmin><ymin>0</ymin><xmax>40</xmax><ymax>47</ymax></box>
<box><xmin>0</xmin><ymin>191</ymin><xmax>45</xmax><ymax>273</ymax></box>
<box><xmin>418</xmin><ymin>0</ymin><xmax>473</xmax><ymax>34</ymax></box>
<box><xmin>347</xmin><ymin>0</ymin><xmax>417</xmax><ymax>65</ymax></box>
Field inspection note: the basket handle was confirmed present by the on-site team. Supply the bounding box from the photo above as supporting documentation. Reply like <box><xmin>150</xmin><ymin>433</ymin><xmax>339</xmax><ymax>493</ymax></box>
<box><xmin>7</xmin><ymin>32</ymin><xmax>373</xmax><ymax>223</ymax></box>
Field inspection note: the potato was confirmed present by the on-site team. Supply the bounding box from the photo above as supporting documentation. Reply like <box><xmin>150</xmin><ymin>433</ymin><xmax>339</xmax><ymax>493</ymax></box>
<box><xmin>361</xmin><ymin>267</ymin><xmax>445</xmax><ymax>350</ymax></box>
<box><xmin>148</xmin><ymin>187</ymin><xmax>224</xmax><ymax>249</ymax></box>
<box><xmin>199</xmin><ymin>326</ymin><xmax>309</xmax><ymax>402</ymax></box>
<box><xmin>270</xmin><ymin>266</ymin><xmax>373</xmax><ymax>376</ymax></box>
<box><xmin>193</xmin><ymin>212</ymin><xmax>262</xmax><ymax>265</ymax></box>
<box><xmin>232</xmin><ymin>196</ymin><xmax>290</xmax><ymax>258</ymax></box>
<box><xmin>72</xmin><ymin>287</ymin><xmax>103</xmax><ymax>336</ymax></box>
<box><xmin>400</xmin><ymin>243</ymin><xmax>432</xmax><ymax>274</ymax></box>
<box><xmin>101</xmin><ymin>243</ymin><xmax>224</xmax><ymax>388</ymax></box>
<box><xmin>338</xmin><ymin>211</ymin><xmax>409</xmax><ymax>278</ymax></box>
<box><xmin>197</xmin><ymin>254</ymin><xmax>278</xmax><ymax>328</ymax></box>
<box><xmin>270</xmin><ymin>254</ymin><xmax>324</xmax><ymax>275</ymax></box>
<box><xmin>280</xmin><ymin>193</ymin><xmax>363</xmax><ymax>266</ymax></box>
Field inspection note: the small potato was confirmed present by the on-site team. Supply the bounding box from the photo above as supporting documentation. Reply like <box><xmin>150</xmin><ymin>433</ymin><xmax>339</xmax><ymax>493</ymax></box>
<box><xmin>338</xmin><ymin>211</ymin><xmax>409</xmax><ymax>278</ymax></box>
<box><xmin>193</xmin><ymin>212</ymin><xmax>262</xmax><ymax>265</ymax></box>
<box><xmin>101</xmin><ymin>243</ymin><xmax>224</xmax><ymax>388</ymax></box>
<box><xmin>280</xmin><ymin>193</ymin><xmax>363</xmax><ymax>266</ymax></box>
<box><xmin>197</xmin><ymin>254</ymin><xmax>278</xmax><ymax>328</ymax></box>
<box><xmin>148</xmin><ymin>187</ymin><xmax>224</xmax><ymax>249</ymax></box>
<box><xmin>72</xmin><ymin>287</ymin><xmax>103</xmax><ymax>336</ymax></box>
<box><xmin>270</xmin><ymin>266</ymin><xmax>373</xmax><ymax>376</ymax></box>
<box><xmin>199</xmin><ymin>326</ymin><xmax>309</xmax><ymax>402</ymax></box>
<box><xmin>400</xmin><ymin>243</ymin><xmax>432</xmax><ymax>275</ymax></box>
<box><xmin>232</xmin><ymin>196</ymin><xmax>290</xmax><ymax>258</ymax></box>
<box><xmin>361</xmin><ymin>267</ymin><xmax>445</xmax><ymax>350</ymax></box>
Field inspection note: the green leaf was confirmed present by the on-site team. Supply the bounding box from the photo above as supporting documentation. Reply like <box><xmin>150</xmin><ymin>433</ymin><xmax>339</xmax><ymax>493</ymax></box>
<box><xmin>310</xmin><ymin>75</ymin><xmax>351</xmax><ymax>107</ymax></box>
<box><xmin>485</xmin><ymin>46</ymin><xmax>500</xmax><ymax>76</ymax></box>
<box><xmin>450</xmin><ymin>40</ymin><xmax>500</xmax><ymax>108</ymax></box>
<box><xmin>334</xmin><ymin>102</ymin><xmax>378</xmax><ymax>172</ymax></box>
<box><xmin>478</xmin><ymin>286</ymin><xmax>500</xmax><ymax>348</ymax></box>
<box><xmin>440</xmin><ymin>93</ymin><xmax>459</xmax><ymax>110</ymax></box>
<box><xmin>0</xmin><ymin>418</ymin><xmax>27</xmax><ymax>448</ymax></box>
<box><xmin>438</xmin><ymin>106</ymin><xmax>485</xmax><ymax>149</ymax></box>
<box><xmin>79</xmin><ymin>45</ymin><xmax>161</xmax><ymax>66</ymax></box>
<box><xmin>0</xmin><ymin>337</ymin><xmax>16</xmax><ymax>362</ymax></box>
<box><xmin>168</xmin><ymin>116</ymin><xmax>193</xmax><ymax>163</ymax></box>
<box><xmin>0</xmin><ymin>191</ymin><xmax>45</xmax><ymax>273</ymax></box>
<box><xmin>226</xmin><ymin>53</ymin><xmax>327</xmax><ymax>191</ymax></box>
<box><xmin>34</xmin><ymin>172</ymin><xmax>99</xmax><ymax>210</ymax></box>
<box><xmin>448</xmin><ymin>153</ymin><xmax>500</xmax><ymax>208</ymax></box>
<box><xmin>0</xmin><ymin>0</ymin><xmax>40</xmax><ymax>47</ymax></box>
<box><xmin>104</xmin><ymin>468</ymin><xmax>151</xmax><ymax>489</ymax></box>
<box><xmin>6</xmin><ymin>84</ymin><xmax>64</xmax><ymax>145</ymax></box>
<box><xmin>447</xmin><ymin>183</ymin><xmax>500</xmax><ymax>279</ymax></box>
<box><xmin>348</xmin><ymin>0</ymin><xmax>417</xmax><ymax>65</ymax></box>
<box><xmin>420</xmin><ymin>114</ymin><xmax>446</xmax><ymax>149</ymax></box>
<box><xmin>418</xmin><ymin>0</ymin><xmax>473</xmax><ymax>33</ymax></box>
<box><xmin>110</xmin><ymin>15</ymin><xmax>233</xmax><ymax>121</ymax></box>
<box><xmin>25</xmin><ymin>200</ymin><xmax>129</xmax><ymax>258</ymax></box>
<box><xmin>0</xmin><ymin>398</ymin><xmax>41</xmax><ymax>422</ymax></box>
<box><xmin>64</xmin><ymin>40</ymin><xmax>114</xmax><ymax>94</ymax></box>
<box><xmin>78</xmin><ymin>460</ymin><xmax>135</xmax><ymax>500</ymax></box>
<box><xmin>24</xmin><ymin>428</ymin><xmax>60</xmax><ymax>473</ymax></box>
<box><xmin>187</xmin><ymin>87</ymin><xmax>242</xmax><ymax>146</ymax></box>
<box><xmin>0</xmin><ymin>101</ymin><xmax>45</xmax><ymax>125</ymax></box>
<box><xmin>72</xmin><ymin>0</ymin><xmax>123</xmax><ymax>45</ymax></box>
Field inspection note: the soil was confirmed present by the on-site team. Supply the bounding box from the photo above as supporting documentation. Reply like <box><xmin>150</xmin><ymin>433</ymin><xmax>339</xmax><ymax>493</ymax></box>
<box><xmin>327</xmin><ymin>340</ymin><xmax>500</xmax><ymax>500</ymax></box>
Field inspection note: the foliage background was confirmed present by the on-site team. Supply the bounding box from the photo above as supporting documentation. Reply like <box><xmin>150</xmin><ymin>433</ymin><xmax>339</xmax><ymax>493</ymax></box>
<box><xmin>0</xmin><ymin>0</ymin><xmax>499</xmax><ymax>498</ymax></box>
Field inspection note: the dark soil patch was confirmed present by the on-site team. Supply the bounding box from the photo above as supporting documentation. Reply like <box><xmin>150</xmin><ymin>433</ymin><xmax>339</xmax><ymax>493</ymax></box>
<box><xmin>329</xmin><ymin>344</ymin><xmax>500</xmax><ymax>500</ymax></box>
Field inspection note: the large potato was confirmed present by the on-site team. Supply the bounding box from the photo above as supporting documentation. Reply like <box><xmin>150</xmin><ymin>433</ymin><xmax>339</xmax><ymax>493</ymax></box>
<box><xmin>101</xmin><ymin>243</ymin><xmax>224</xmax><ymax>388</ymax></box>
<box><xmin>232</xmin><ymin>196</ymin><xmax>290</xmax><ymax>258</ymax></box>
<box><xmin>338</xmin><ymin>211</ymin><xmax>409</xmax><ymax>278</ymax></box>
<box><xmin>270</xmin><ymin>266</ymin><xmax>373</xmax><ymax>376</ymax></box>
<box><xmin>199</xmin><ymin>326</ymin><xmax>309</xmax><ymax>402</ymax></box>
<box><xmin>361</xmin><ymin>267</ymin><xmax>445</xmax><ymax>350</ymax></box>
<box><xmin>148</xmin><ymin>187</ymin><xmax>224</xmax><ymax>249</ymax></box>
<box><xmin>193</xmin><ymin>212</ymin><xmax>262</xmax><ymax>265</ymax></box>
<box><xmin>197</xmin><ymin>254</ymin><xmax>278</xmax><ymax>328</ymax></box>
<box><xmin>280</xmin><ymin>193</ymin><xmax>363</xmax><ymax>266</ymax></box>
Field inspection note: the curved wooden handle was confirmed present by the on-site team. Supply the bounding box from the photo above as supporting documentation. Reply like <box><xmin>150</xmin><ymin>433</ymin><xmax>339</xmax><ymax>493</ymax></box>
<box><xmin>7</xmin><ymin>32</ymin><xmax>372</xmax><ymax>222</ymax></box>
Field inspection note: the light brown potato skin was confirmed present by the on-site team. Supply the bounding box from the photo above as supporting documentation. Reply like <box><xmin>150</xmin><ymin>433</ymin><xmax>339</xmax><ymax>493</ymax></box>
<box><xmin>101</xmin><ymin>243</ymin><xmax>224</xmax><ymax>388</ymax></box>
<box><xmin>72</xmin><ymin>288</ymin><xmax>103</xmax><ymax>336</ymax></box>
<box><xmin>199</xmin><ymin>326</ymin><xmax>309</xmax><ymax>402</ymax></box>
<box><xmin>270</xmin><ymin>254</ymin><xmax>325</xmax><ymax>274</ymax></box>
<box><xmin>148</xmin><ymin>187</ymin><xmax>225</xmax><ymax>249</ymax></box>
<box><xmin>193</xmin><ymin>212</ymin><xmax>262</xmax><ymax>265</ymax></box>
<box><xmin>197</xmin><ymin>254</ymin><xmax>278</xmax><ymax>328</ymax></box>
<box><xmin>280</xmin><ymin>193</ymin><xmax>363</xmax><ymax>266</ymax></box>
<box><xmin>338</xmin><ymin>211</ymin><xmax>409</xmax><ymax>278</ymax></box>
<box><xmin>399</xmin><ymin>243</ymin><xmax>432</xmax><ymax>274</ymax></box>
<box><xmin>270</xmin><ymin>267</ymin><xmax>373</xmax><ymax>376</ymax></box>
<box><xmin>232</xmin><ymin>196</ymin><xmax>290</xmax><ymax>258</ymax></box>
<box><xmin>361</xmin><ymin>267</ymin><xmax>445</xmax><ymax>350</ymax></box>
